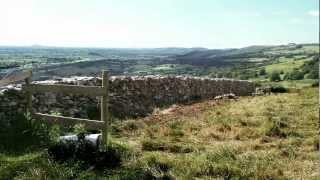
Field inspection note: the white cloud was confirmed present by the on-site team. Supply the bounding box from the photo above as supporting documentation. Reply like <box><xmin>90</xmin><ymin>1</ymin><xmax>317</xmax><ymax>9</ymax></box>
<box><xmin>308</xmin><ymin>10</ymin><xmax>319</xmax><ymax>17</ymax></box>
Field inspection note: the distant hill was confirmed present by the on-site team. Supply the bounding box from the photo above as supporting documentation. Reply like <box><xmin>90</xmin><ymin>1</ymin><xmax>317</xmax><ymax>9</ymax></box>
<box><xmin>172</xmin><ymin>44</ymin><xmax>318</xmax><ymax>66</ymax></box>
<box><xmin>173</xmin><ymin>45</ymin><xmax>274</xmax><ymax>66</ymax></box>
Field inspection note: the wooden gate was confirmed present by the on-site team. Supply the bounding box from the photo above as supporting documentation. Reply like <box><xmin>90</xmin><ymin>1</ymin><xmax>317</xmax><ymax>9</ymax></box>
<box><xmin>22</xmin><ymin>70</ymin><xmax>110</xmax><ymax>148</ymax></box>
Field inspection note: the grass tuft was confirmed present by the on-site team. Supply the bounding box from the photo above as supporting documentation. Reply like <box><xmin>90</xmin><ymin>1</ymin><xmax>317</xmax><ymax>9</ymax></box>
<box><xmin>141</xmin><ymin>139</ymin><xmax>195</xmax><ymax>153</ymax></box>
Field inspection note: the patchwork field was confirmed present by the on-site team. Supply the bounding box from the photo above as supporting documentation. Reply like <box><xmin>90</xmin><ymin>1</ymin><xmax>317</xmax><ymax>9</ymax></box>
<box><xmin>264</xmin><ymin>58</ymin><xmax>310</xmax><ymax>74</ymax></box>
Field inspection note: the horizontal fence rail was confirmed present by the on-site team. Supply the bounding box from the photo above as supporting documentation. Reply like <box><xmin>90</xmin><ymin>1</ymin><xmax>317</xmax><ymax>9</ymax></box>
<box><xmin>24</xmin><ymin>84</ymin><xmax>107</xmax><ymax>96</ymax></box>
<box><xmin>34</xmin><ymin>113</ymin><xmax>105</xmax><ymax>130</ymax></box>
<box><xmin>20</xmin><ymin>70</ymin><xmax>110</xmax><ymax>148</ymax></box>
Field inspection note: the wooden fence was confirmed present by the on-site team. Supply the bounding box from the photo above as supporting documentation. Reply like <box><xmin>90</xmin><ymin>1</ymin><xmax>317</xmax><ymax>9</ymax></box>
<box><xmin>1</xmin><ymin>70</ymin><xmax>110</xmax><ymax>148</ymax></box>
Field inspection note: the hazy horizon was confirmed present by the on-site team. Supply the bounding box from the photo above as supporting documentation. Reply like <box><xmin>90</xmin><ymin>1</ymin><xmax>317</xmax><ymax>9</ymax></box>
<box><xmin>0</xmin><ymin>42</ymin><xmax>319</xmax><ymax>50</ymax></box>
<box><xmin>1</xmin><ymin>0</ymin><xmax>319</xmax><ymax>48</ymax></box>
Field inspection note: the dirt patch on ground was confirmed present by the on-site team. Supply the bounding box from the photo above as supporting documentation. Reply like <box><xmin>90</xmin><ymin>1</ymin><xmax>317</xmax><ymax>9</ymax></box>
<box><xmin>142</xmin><ymin>97</ymin><xmax>239</xmax><ymax>125</ymax></box>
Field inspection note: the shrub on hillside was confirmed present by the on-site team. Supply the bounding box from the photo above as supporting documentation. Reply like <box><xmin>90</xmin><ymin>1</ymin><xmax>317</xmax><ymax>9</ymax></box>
<box><xmin>301</xmin><ymin>55</ymin><xmax>319</xmax><ymax>79</ymax></box>
<box><xmin>259</xmin><ymin>68</ymin><xmax>266</xmax><ymax>76</ymax></box>
<box><xmin>0</xmin><ymin>112</ymin><xmax>51</xmax><ymax>153</ymax></box>
<box><xmin>305</xmin><ymin>70</ymin><xmax>319</xmax><ymax>79</ymax></box>
<box><xmin>287</xmin><ymin>69</ymin><xmax>304</xmax><ymax>80</ymax></box>
<box><xmin>270</xmin><ymin>86</ymin><xmax>288</xmax><ymax>93</ymax></box>
<box><xmin>269</xmin><ymin>71</ymin><xmax>281</xmax><ymax>82</ymax></box>
<box><xmin>311</xmin><ymin>81</ymin><xmax>319</xmax><ymax>87</ymax></box>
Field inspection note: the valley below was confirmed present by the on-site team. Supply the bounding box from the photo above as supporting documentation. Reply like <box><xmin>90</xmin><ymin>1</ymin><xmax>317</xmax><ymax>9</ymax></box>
<box><xmin>1</xmin><ymin>43</ymin><xmax>318</xmax><ymax>89</ymax></box>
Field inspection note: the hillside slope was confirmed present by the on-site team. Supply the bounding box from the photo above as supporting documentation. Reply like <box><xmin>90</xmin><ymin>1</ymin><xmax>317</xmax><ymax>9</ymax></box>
<box><xmin>1</xmin><ymin>88</ymin><xmax>318</xmax><ymax>179</ymax></box>
<box><xmin>173</xmin><ymin>44</ymin><xmax>318</xmax><ymax>66</ymax></box>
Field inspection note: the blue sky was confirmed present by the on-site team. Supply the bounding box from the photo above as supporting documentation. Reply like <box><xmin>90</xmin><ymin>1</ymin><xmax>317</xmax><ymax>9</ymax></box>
<box><xmin>1</xmin><ymin>0</ymin><xmax>319</xmax><ymax>48</ymax></box>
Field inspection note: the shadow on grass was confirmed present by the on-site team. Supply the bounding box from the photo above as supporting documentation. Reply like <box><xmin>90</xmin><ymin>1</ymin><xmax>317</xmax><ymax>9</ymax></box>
<box><xmin>0</xmin><ymin>113</ymin><xmax>51</xmax><ymax>155</ymax></box>
<box><xmin>48</xmin><ymin>140</ymin><xmax>131</xmax><ymax>170</ymax></box>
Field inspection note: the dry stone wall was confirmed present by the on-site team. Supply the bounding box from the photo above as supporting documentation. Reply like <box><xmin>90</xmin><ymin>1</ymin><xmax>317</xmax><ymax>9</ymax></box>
<box><xmin>0</xmin><ymin>76</ymin><xmax>254</xmax><ymax>119</ymax></box>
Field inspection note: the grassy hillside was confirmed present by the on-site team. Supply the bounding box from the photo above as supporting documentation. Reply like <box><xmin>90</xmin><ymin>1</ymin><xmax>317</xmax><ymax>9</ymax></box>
<box><xmin>264</xmin><ymin>57</ymin><xmax>309</xmax><ymax>74</ymax></box>
<box><xmin>1</xmin><ymin>88</ymin><xmax>318</xmax><ymax>179</ymax></box>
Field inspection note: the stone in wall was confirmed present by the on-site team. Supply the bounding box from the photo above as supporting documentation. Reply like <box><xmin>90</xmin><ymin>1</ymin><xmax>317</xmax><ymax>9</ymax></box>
<box><xmin>0</xmin><ymin>76</ymin><xmax>255</xmax><ymax>119</ymax></box>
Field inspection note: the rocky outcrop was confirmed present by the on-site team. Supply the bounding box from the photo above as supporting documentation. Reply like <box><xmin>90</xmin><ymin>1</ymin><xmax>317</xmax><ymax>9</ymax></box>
<box><xmin>0</xmin><ymin>76</ymin><xmax>254</xmax><ymax>119</ymax></box>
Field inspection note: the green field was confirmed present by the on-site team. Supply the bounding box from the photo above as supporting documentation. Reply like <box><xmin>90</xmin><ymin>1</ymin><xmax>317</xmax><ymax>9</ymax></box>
<box><xmin>264</xmin><ymin>58</ymin><xmax>309</xmax><ymax>74</ymax></box>
<box><xmin>1</xmin><ymin>44</ymin><xmax>318</xmax><ymax>82</ymax></box>
<box><xmin>263</xmin><ymin>79</ymin><xmax>318</xmax><ymax>88</ymax></box>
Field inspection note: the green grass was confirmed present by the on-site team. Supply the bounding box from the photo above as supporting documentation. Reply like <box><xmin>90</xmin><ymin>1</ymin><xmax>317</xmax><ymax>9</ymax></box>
<box><xmin>262</xmin><ymin>79</ymin><xmax>318</xmax><ymax>88</ymax></box>
<box><xmin>267</xmin><ymin>45</ymin><xmax>319</xmax><ymax>55</ymax></box>
<box><xmin>128</xmin><ymin>64</ymin><xmax>153</xmax><ymax>73</ymax></box>
<box><xmin>152</xmin><ymin>64</ymin><xmax>176</xmax><ymax>71</ymax></box>
<box><xmin>1</xmin><ymin>88</ymin><xmax>318</xmax><ymax>179</ymax></box>
<box><xmin>130</xmin><ymin>63</ymin><xmax>206</xmax><ymax>76</ymax></box>
<box><xmin>264</xmin><ymin>58</ymin><xmax>310</xmax><ymax>74</ymax></box>
<box><xmin>300</xmin><ymin>45</ymin><xmax>320</xmax><ymax>54</ymax></box>
<box><xmin>119</xmin><ymin>87</ymin><xmax>319</xmax><ymax>179</ymax></box>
